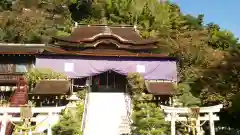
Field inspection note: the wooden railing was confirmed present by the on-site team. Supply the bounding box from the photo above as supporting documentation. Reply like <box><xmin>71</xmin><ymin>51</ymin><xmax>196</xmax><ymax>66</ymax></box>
<box><xmin>0</xmin><ymin>64</ymin><xmax>15</xmax><ymax>73</ymax></box>
<box><xmin>0</xmin><ymin>73</ymin><xmax>24</xmax><ymax>84</ymax></box>
<box><xmin>0</xmin><ymin>64</ymin><xmax>30</xmax><ymax>74</ymax></box>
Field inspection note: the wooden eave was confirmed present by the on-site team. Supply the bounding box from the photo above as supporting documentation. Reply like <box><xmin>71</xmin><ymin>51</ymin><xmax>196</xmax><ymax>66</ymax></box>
<box><xmin>52</xmin><ymin>39</ymin><xmax>158</xmax><ymax>50</ymax></box>
<box><xmin>53</xmin><ymin>34</ymin><xmax>157</xmax><ymax>45</ymax></box>
<box><xmin>0</xmin><ymin>73</ymin><xmax>24</xmax><ymax>84</ymax></box>
<box><xmin>44</xmin><ymin>47</ymin><xmax>172</xmax><ymax>58</ymax></box>
<box><xmin>30</xmin><ymin>80</ymin><xmax>70</xmax><ymax>95</ymax></box>
<box><xmin>145</xmin><ymin>81</ymin><xmax>176</xmax><ymax>95</ymax></box>
<box><xmin>0</xmin><ymin>45</ymin><xmax>45</xmax><ymax>55</ymax></box>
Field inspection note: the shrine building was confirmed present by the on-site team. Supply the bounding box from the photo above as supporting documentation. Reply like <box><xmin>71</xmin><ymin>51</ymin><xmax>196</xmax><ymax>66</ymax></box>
<box><xmin>0</xmin><ymin>25</ymin><xmax>177</xmax><ymax>135</ymax></box>
<box><xmin>0</xmin><ymin>25</ymin><xmax>177</xmax><ymax>106</ymax></box>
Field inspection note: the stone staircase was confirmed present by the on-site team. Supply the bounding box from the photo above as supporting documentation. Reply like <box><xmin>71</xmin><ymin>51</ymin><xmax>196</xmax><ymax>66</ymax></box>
<box><xmin>83</xmin><ymin>92</ymin><xmax>131</xmax><ymax>135</ymax></box>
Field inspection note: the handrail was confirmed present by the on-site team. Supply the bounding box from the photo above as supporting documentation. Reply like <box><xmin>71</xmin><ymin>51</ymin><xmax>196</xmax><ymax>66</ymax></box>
<box><xmin>81</xmin><ymin>88</ymin><xmax>89</xmax><ymax>132</ymax></box>
<box><xmin>124</xmin><ymin>92</ymin><xmax>132</xmax><ymax>123</ymax></box>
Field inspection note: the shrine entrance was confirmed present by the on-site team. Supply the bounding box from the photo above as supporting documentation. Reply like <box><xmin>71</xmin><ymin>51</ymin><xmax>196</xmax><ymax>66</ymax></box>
<box><xmin>82</xmin><ymin>71</ymin><xmax>131</xmax><ymax>135</ymax></box>
<box><xmin>161</xmin><ymin>104</ymin><xmax>223</xmax><ymax>135</ymax></box>
<box><xmin>91</xmin><ymin>70</ymin><xmax>127</xmax><ymax>93</ymax></box>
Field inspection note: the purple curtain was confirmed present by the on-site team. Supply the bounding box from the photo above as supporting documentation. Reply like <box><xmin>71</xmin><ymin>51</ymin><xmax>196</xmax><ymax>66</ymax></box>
<box><xmin>36</xmin><ymin>57</ymin><xmax>177</xmax><ymax>82</ymax></box>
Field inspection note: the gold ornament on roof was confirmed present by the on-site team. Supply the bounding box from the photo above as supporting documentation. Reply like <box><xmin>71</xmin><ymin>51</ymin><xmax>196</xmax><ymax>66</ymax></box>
<box><xmin>103</xmin><ymin>26</ymin><xmax>112</xmax><ymax>35</ymax></box>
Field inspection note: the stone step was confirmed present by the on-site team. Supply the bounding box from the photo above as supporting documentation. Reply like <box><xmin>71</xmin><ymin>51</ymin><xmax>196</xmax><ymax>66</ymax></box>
<box><xmin>84</xmin><ymin>93</ymin><xmax>131</xmax><ymax>135</ymax></box>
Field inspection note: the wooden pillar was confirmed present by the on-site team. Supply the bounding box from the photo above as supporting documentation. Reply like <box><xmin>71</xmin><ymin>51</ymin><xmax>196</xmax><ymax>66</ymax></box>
<box><xmin>209</xmin><ymin>112</ymin><xmax>215</xmax><ymax>135</ymax></box>
<box><xmin>113</xmin><ymin>72</ymin><xmax>116</xmax><ymax>89</ymax></box>
<box><xmin>48</xmin><ymin>112</ymin><xmax>53</xmax><ymax>135</ymax></box>
<box><xmin>0</xmin><ymin>113</ymin><xmax>7</xmax><ymax>135</ymax></box>
<box><xmin>169</xmin><ymin>96</ymin><xmax>172</xmax><ymax>106</ymax></box>
<box><xmin>106</xmin><ymin>71</ymin><xmax>109</xmax><ymax>88</ymax></box>
<box><xmin>87</xmin><ymin>77</ymin><xmax>92</xmax><ymax>92</ymax></box>
<box><xmin>171</xmin><ymin>113</ymin><xmax>176</xmax><ymax>135</ymax></box>
<box><xmin>71</xmin><ymin>79</ymin><xmax>74</xmax><ymax>94</ymax></box>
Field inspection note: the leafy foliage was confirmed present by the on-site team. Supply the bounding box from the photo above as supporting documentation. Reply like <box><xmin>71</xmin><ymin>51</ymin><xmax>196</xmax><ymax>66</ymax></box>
<box><xmin>127</xmin><ymin>73</ymin><xmax>169</xmax><ymax>135</ymax></box>
<box><xmin>52</xmin><ymin>103</ymin><xmax>84</xmax><ymax>135</ymax></box>
<box><xmin>25</xmin><ymin>68</ymin><xmax>67</xmax><ymax>89</ymax></box>
<box><xmin>174</xmin><ymin>83</ymin><xmax>201</xmax><ymax>107</ymax></box>
<box><xmin>127</xmin><ymin>73</ymin><xmax>145</xmax><ymax>96</ymax></box>
<box><xmin>1</xmin><ymin>0</ymin><xmax>240</xmax><ymax>132</ymax></box>
<box><xmin>198</xmin><ymin>50</ymin><xmax>240</xmax><ymax>108</ymax></box>
<box><xmin>132</xmin><ymin>102</ymin><xmax>169</xmax><ymax>135</ymax></box>
<box><xmin>207</xmin><ymin>23</ymin><xmax>239</xmax><ymax>50</ymax></box>
<box><xmin>77</xmin><ymin>88</ymin><xmax>87</xmax><ymax>100</ymax></box>
<box><xmin>0</xmin><ymin>0</ymin><xmax>73</xmax><ymax>43</ymax></box>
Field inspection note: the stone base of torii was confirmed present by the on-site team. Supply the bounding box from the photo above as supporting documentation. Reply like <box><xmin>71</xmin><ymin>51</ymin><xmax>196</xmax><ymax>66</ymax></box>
<box><xmin>160</xmin><ymin>104</ymin><xmax>223</xmax><ymax>135</ymax></box>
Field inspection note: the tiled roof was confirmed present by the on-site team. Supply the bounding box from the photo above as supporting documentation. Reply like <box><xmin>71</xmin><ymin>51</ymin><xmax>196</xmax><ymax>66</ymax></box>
<box><xmin>52</xmin><ymin>25</ymin><xmax>158</xmax><ymax>46</ymax></box>
<box><xmin>45</xmin><ymin>46</ymin><xmax>170</xmax><ymax>58</ymax></box>
<box><xmin>0</xmin><ymin>43</ymin><xmax>45</xmax><ymax>54</ymax></box>
<box><xmin>31</xmin><ymin>80</ymin><xmax>70</xmax><ymax>95</ymax></box>
<box><xmin>145</xmin><ymin>81</ymin><xmax>176</xmax><ymax>95</ymax></box>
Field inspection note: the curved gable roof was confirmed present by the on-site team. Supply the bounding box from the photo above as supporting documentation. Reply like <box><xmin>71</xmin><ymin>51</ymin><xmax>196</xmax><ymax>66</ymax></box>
<box><xmin>53</xmin><ymin>25</ymin><xmax>158</xmax><ymax>45</ymax></box>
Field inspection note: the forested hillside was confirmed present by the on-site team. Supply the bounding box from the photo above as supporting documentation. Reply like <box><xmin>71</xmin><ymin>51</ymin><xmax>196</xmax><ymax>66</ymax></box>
<box><xmin>1</xmin><ymin>0</ymin><xmax>240</xmax><ymax>133</ymax></box>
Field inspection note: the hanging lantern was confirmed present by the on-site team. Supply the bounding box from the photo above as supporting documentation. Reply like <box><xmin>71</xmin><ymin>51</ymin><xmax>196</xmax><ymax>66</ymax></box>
<box><xmin>37</xmin><ymin>96</ymin><xmax>40</xmax><ymax>99</ymax></box>
<box><xmin>56</xmin><ymin>96</ymin><xmax>58</xmax><ymax>99</ymax></box>
<box><xmin>32</xmin><ymin>96</ymin><xmax>35</xmax><ymax>99</ymax></box>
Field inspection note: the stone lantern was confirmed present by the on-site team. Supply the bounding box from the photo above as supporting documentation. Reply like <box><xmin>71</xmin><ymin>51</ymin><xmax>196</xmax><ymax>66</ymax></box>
<box><xmin>66</xmin><ymin>92</ymin><xmax>80</xmax><ymax>108</ymax></box>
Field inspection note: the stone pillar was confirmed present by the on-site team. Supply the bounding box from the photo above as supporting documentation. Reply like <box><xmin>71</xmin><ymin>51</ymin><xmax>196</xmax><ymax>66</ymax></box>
<box><xmin>209</xmin><ymin>112</ymin><xmax>215</xmax><ymax>135</ymax></box>
<box><xmin>47</xmin><ymin>112</ymin><xmax>53</xmax><ymax>135</ymax></box>
<box><xmin>0</xmin><ymin>113</ymin><xmax>7</xmax><ymax>135</ymax></box>
<box><xmin>196</xmin><ymin>116</ymin><xmax>201</xmax><ymax>135</ymax></box>
<box><xmin>171</xmin><ymin>113</ymin><xmax>176</xmax><ymax>135</ymax></box>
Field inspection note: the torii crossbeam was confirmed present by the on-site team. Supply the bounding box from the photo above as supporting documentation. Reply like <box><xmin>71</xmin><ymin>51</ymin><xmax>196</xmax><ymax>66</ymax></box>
<box><xmin>160</xmin><ymin>104</ymin><xmax>223</xmax><ymax>135</ymax></box>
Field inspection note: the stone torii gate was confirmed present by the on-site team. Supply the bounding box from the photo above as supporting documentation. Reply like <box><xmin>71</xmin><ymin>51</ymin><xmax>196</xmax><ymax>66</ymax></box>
<box><xmin>160</xmin><ymin>104</ymin><xmax>223</xmax><ymax>135</ymax></box>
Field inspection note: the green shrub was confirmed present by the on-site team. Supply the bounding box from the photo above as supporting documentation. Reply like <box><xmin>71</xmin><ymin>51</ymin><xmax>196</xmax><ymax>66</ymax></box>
<box><xmin>25</xmin><ymin>68</ymin><xmax>67</xmax><ymax>90</ymax></box>
<box><xmin>131</xmin><ymin>102</ymin><xmax>169</xmax><ymax>135</ymax></box>
<box><xmin>52</xmin><ymin>103</ymin><xmax>84</xmax><ymax>135</ymax></box>
<box><xmin>127</xmin><ymin>73</ymin><xmax>170</xmax><ymax>135</ymax></box>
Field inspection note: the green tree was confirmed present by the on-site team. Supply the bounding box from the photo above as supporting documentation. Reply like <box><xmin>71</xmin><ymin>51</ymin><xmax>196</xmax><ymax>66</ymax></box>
<box><xmin>127</xmin><ymin>73</ymin><xmax>170</xmax><ymax>135</ymax></box>
<box><xmin>52</xmin><ymin>103</ymin><xmax>84</xmax><ymax>135</ymax></box>
<box><xmin>0</xmin><ymin>0</ymin><xmax>73</xmax><ymax>43</ymax></box>
<box><xmin>0</xmin><ymin>0</ymin><xmax>12</xmax><ymax>11</ymax></box>
<box><xmin>1</xmin><ymin>0</ymin><xmax>240</xmax><ymax>132</ymax></box>
<box><xmin>25</xmin><ymin>68</ymin><xmax>67</xmax><ymax>90</ymax></box>
<box><xmin>207</xmin><ymin>23</ymin><xmax>239</xmax><ymax>50</ymax></box>
<box><xmin>132</xmin><ymin>102</ymin><xmax>169</xmax><ymax>135</ymax></box>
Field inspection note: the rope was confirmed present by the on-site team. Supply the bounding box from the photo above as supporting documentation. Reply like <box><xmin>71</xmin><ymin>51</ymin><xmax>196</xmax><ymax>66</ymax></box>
<box><xmin>176</xmin><ymin>108</ymin><xmax>207</xmax><ymax>132</ymax></box>
<box><xmin>178</xmin><ymin>120</ymin><xmax>207</xmax><ymax>128</ymax></box>
<box><xmin>10</xmin><ymin>116</ymin><xmax>49</xmax><ymax>131</ymax></box>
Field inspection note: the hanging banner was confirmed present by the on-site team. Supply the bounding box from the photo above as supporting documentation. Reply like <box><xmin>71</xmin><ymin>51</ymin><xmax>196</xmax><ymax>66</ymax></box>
<box><xmin>136</xmin><ymin>64</ymin><xmax>145</xmax><ymax>73</ymax></box>
<box><xmin>64</xmin><ymin>63</ymin><xmax>74</xmax><ymax>72</ymax></box>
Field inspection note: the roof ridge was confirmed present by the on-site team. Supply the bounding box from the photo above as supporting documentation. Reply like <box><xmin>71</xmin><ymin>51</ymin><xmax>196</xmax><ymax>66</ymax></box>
<box><xmin>77</xmin><ymin>24</ymin><xmax>135</xmax><ymax>28</ymax></box>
